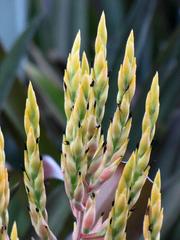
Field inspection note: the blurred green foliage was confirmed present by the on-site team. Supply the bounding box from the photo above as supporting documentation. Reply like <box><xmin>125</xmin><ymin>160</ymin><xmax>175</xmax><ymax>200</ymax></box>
<box><xmin>0</xmin><ymin>0</ymin><xmax>179</xmax><ymax>239</ymax></box>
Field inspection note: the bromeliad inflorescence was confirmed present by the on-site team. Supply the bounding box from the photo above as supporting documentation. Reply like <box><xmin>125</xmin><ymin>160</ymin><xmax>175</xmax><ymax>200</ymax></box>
<box><xmin>0</xmin><ymin>11</ymin><xmax>163</xmax><ymax>240</ymax></box>
<box><xmin>61</xmin><ymin>12</ymin><xmax>163</xmax><ymax>240</ymax></box>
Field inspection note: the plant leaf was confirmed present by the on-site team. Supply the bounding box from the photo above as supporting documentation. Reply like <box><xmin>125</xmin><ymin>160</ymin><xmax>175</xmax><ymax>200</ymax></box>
<box><xmin>0</xmin><ymin>14</ymin><xmax>43</xmax><ymax>109</ymax></box>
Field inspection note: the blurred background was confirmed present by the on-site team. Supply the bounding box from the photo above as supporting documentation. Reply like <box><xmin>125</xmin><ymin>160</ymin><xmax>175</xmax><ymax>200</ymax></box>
<box><xmin>0</xmin><ymin>0</ymin><xmax>179</xmax><ymax>239</ymax></box>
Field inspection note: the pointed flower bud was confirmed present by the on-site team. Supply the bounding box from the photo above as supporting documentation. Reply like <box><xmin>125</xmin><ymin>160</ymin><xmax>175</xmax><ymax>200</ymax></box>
<box><xmin>143</xmin><ymin>171</ymin><xmax>163</xmax><ymax>240</ymax></box>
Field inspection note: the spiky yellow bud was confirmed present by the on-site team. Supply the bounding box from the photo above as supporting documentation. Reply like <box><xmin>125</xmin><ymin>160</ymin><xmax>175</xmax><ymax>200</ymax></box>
<box><xmin>24</xmin><ymin>82</ymin><xmax>56</xmax><ymax>240</ymax></box>
<box><xmin>143</xmin><ymin>171</ymin><xmax>163</xmax><ymax>240</ymax></box>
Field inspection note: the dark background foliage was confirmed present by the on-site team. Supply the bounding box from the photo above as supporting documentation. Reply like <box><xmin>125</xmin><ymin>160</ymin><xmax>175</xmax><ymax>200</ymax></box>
<box><xmin>0</xmin><ymin>0</ymin><xmax>179</xmax><ymax>239</ymax></box>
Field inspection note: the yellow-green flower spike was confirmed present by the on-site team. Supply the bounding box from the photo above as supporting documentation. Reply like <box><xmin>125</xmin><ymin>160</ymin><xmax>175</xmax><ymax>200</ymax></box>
<box><xmin>61</xmin><ymin>12</ymin><xmax>162</xmax><ymax>240</ymax></box>
<box><xmin>129</xmin><ymin>73</ymin><xmax>160</xmax><ymax>209</ymax></box>
<box><xmin>93</xmin><ymin>12</ymin><xmax>108</xmax><ymax>124</ymax></box>
<box><xmin>10</xmin><ymin>222</ymin><xmax>19</xmax><ymax>240</ymax></box>
<box><xmin>0</xmin><ymin>128</ymin><xmax>10</xmax><ymax>239</ymax></box>
<box><xmin>105</xmin><ymin>31</ymin><xmax>136</xmax><ymax>167</ymax></box>
<box><xmin>105</xmin><ymin>73</ymin><xmax>159</xmax><ymax>239</ymax></box>
<box><xmin>64</xmin><ymin>31</ymin><xmax>81</xmax><ymax>119</ymax></box>
<box><xmin>88</xmin><ymin>31</ymin><xmax>136</xmax><ymax>190</ymax></box>
<box><xmin>24</xmin><ymin>82</ymin><xmax>56</xmax><ymax>240</ymax></box>
<box><xmin>143</xmin><ymin>171</ymin><xmax>163</xmax><ymax>240</ymax></box>
<box><xmin>104</xmin><ymin>153</ymin><xmax>135</xmax><ymax>240</ymax></box>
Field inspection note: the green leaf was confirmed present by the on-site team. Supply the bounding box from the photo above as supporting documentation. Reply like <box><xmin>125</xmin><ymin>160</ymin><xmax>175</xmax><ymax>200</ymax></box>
<box><xmin>25</xmin><ymin>62</ymin><xmax>65</xmax><ymax>127</ymax></box>
<box><xmin>0</xmin><ymin>14</ymin><xmax>43</xmax><ymax>109</ymax></box>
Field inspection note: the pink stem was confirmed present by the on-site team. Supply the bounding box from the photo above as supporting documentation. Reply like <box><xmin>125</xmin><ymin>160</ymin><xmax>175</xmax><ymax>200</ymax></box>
<box><xmin>76</xmin><ymin>211</ymin><xmax>83</xmax><ymax>240</ymax></box>
<box><xmin>74</xmin><ymin>192</ymin><xmax>88</xmax><ymax>240</ymax></box>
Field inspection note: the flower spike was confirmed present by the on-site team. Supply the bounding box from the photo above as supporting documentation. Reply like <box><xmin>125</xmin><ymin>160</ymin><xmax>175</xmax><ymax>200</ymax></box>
<box><xmin>24</xmin><ymin>82</ymin><xmax>56</xmax><ymax>240</ymax></box>
<box><xmin>105</xmin><ymin>73</ymin><xmax>160</xmax><ymax>239</ymax></box>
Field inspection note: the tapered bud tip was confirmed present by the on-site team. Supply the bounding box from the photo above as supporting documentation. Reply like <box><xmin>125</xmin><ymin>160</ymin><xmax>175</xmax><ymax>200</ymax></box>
<box><xmin>98</xmin><ymin>11</ymin><xmax>107</xmax><ymax>44</ymax></box>
<box><xmin>129</xmin><ymin>30</ymin><xmax>134</xmax><ymax>43</ymax></box>
<box><xmin>153</xmin><ymin>72</ymin><xmax>159</xmax><ymax>86</ymax></box>
<box><xmin>150</xmin><ymin>72</ymin><xmax>160</xmax><ymax>100</ymax></box>
<box><xmin>154</xmin><ymin>170</ymin><xmax>161</xmax><ymax>189</ymax></box>
<box><xmin>82</xmin><ymin>51</ymin><xmax>89</xmax><ymax>74</ymax></box>
<box><xmin>72</xmin><ymin>30</ymin><xmax>81</xmax><ymax>54</ymax></box>
<box><xmin>101</xmin><ymin>11</ymin><xmax>105</xmax><ymax>22</ymax></box>
<box><xmin>0</xmin><ymin>127</ymin><xmax>4</xmax><ymax>150</ymax></box>
<box><xmin>28</xmin><ymin>81</ymin><xmax>33</xmax><ymax>95</ymax></box>
<box><xmin>27</xmin><ymin>81</ymin><xmax>37</xmax><ymax>104</ymax></box>
<box><xmin>11</xmin><ymin>222</ymin><xmax>18</xmax><ymax>239</ymax></box>
<box><xmin>125</xmin><ymin>30</ymin><xmax>135</xmax><ymax>61</ymax></box>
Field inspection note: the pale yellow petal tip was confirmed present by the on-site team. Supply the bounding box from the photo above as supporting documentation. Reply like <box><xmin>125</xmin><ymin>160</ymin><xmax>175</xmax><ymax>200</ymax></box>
<box><xmin>82</xmin><ymin>51</ymin><xmax>89</xmax><ymax>74</ymax></box>
<box><xmin>28</xmin><ymin>81</ymin><xmax>33</xmax><ymax>90</ymax></box>
<box><xmin>27</xmin><ymin>81</ymin><xmax>35</xmax><ymax>98</ymax></box>
<box><xmin>151</xmin><ymin>72</ymin><xmax>160</xmax><ymax>98</ymax></box>
<box><xmin>98</xmin><ymin>11</ymin><xmax>107</xmax><ymax>42</ymax></box>
<box><xmin>0</xmin><ymin>126</ymin><xmax>4</xmax><ymax>150</ymax></box>
<box><xmin>129</xmin><ymin>30</ymin><xmax>134</xmax><ymax>43</ymax></box>
<box><xmin>100</xmin><ymin>11</ymin><xmax>106</xmax><ymax>22</ymax></box>
<box><xmin>71</xmin><ymin>31</ymin><xmax>81</xmax><ymax>54</ymax></box>
<box><xmin>11</xmin><ymin>222</ymin><xmax>18</xmax><ymax>240</ymax></box>
<box><xmin>154</xmin><ymin>169</ymin><xmax>161</xmax><ymax>189</ymax></box>
<box><xmin>152</xmin><ymin>72</ymin><xmax>159</xmax><ymax>85</ymax></box>
<box><xmin>125</xmin><ymin>30</ymin><xmax>135</xmax><ymax>61</ymax></box>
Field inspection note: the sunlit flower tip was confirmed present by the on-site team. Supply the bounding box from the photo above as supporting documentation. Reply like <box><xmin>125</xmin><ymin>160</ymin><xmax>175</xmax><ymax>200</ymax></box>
<box><xmin>71</xmin><ymin>30</ymin><xmax>81</xmax><ymax>54</ymax></box>
<box><xmin>155</xmin><ymin>169</ymin><xmax>161</xmax><ymax>188</ymax></box>
<box><xmin>82</xmin><ymin>51</ymin><xmax>89</xmax><ymax>74</ymax></box>
<box><xmin>10</xmin><ymin>222</ymin><xmax>19</xmax><ymax>240</ymax></box>
<box><xmin>150</xmin><ymin>72</ymin><xmax>160</xmax><ymax>109</ymax></box>
<box><xmin>124</xmin><ymin>30</ymin><xmax>135</xmax><ymax>62</ymax></box>
<box><xmin>98</xmin><ymin>11</ymin><xmax>107</xmax><ymax>44</ymax></box>
<box><xmin>0</xmin><ymin>128</ymin><xmax>4</xmax><ymax>151</ymax></box>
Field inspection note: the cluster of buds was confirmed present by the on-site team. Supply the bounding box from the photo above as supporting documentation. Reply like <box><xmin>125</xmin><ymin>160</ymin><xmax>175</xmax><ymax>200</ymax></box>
<box><xmin>62</xmin><ymin>12</ymin><xmax>163</xmax><ymax>240</ymax></box>
<box><xmin>0</xmin><ymin>11</ymin><xmax>163</xmax><ymax>240</ymax></box>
